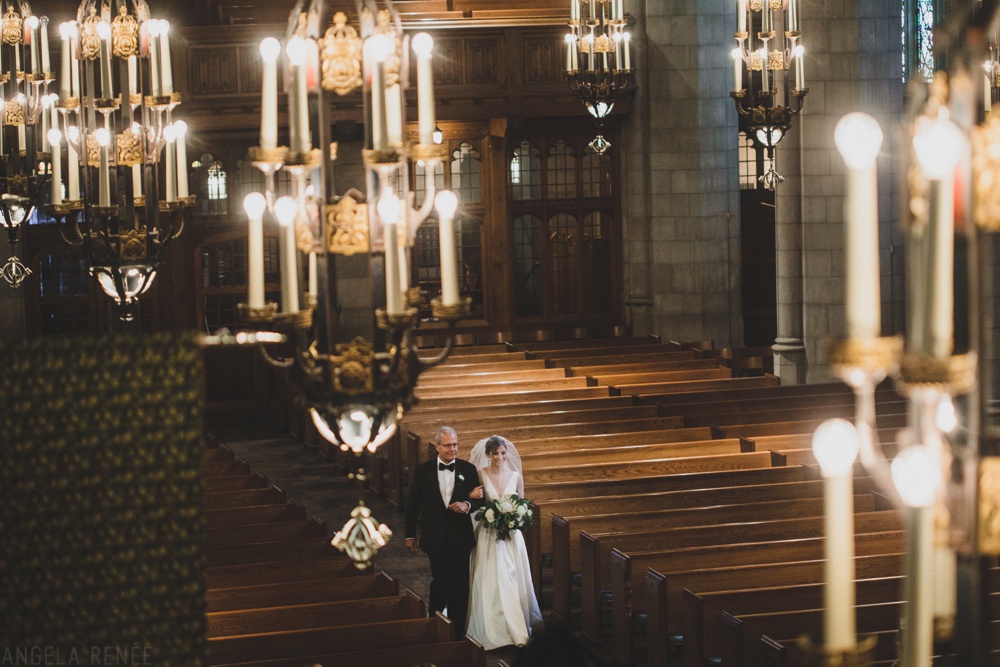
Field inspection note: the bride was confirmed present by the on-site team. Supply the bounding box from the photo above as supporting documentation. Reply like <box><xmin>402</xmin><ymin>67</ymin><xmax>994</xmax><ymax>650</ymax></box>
<box><xmin>465</xmin><ymin>435</ymin><xmax>543</xmax><ymax>650</ymax></box>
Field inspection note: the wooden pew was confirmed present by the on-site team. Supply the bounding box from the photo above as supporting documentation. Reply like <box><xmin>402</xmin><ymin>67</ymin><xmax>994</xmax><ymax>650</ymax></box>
<box><xmin>419</xmin><ymin>358</ymin><xmax>547</xmax><ymax>376</ymax></box>
<box><xmin>206</xmin><ymin>571</ymin><xmax>399</xmax><ymax>612</ymax></box>
<box><xmin>719</xmin><ymin>600</ymin><xmax>906</xmax><ymax>667</ymax></box>
<box><xmin>204</xmin><ymin>501</ymin><xmax>307</xmax><ymax>530</ymax></box>
<box><xmin>640</xmin><ymin>381</ymin><xmax>884</xmax><ymax>408</ymax></box>
<box><xmin>616</xmin><ymin>375</ymin><xmax>781</xmax><ymax>397</ymax></box>
<box><xmin>521</xmin><ymin>437</ymin><xmax>747</xmax><ymax>472</ymax></box>
<box><xmin>208</xmin><ymin>614</ymin><xmax>455</xmax><ymax>665</ymax></box>
<box><xmin>526</xmin><ymin>343</ymin><xmax>683</xmax><ymax>361</ymax></box>
<box><xmin>415</xmin><ymin>376</ymin><xmax>592</xmax><ymax>399</ymax></box>
<box><xmin>204</xmin><ymin>537</ymin><xmax>338</xmax><ymax>567</ymax></box>
<box><xmin>205</xmin><ymin>556</ymin><xmax>367</xmax><ymax>589</ymax></box>
<box><xmin>680</xmin><ymin>574</ymin><xmax>904</xmax><ymax>667</ymax></box>
<box><xmin>512</xmin><ymin>335</ymin><xmax>666</xmax><ymax>352</ymax></box>
<box><xmin>697</xmin><ymin>401</ymin><xmax>908</xmax><ymax>427</ymax></box>
<box><xmin>587</xmin><ymin>366</ymin><xmax>734</xmax><ymax>387</ymax></box>
<box><xmin>554</xmin><ymin>493</ymin><xmax>879</xmax><ymax>636</ymax></box>
<box><xmin>207</xmin><ymin>591</ymin><xmax>425</xmax><ymax>637</ymax></box>
<box><xmin>204</xmin><ymin>459</ymin><xmax>252</xmax><ymax>477</ymax></box>
<box><xmin>416</xmin><ymin>367</ymin><xmax>571</xmax><ymax>387</ymax></box>
<box><xmin>530</xmin><ymin>450</ymin><xmax>774</xmax><ymax>487</ymax></box>
<box><xmin>567</xmin><ymin>357</ymin><xmax>724</xmax><ymax>377</ymax></box>
<box><xmin>204</xmin><ymin>486</ymin><xmax>286</xmax><ymax>510</ymax></box>
<box><xmin>577</xmin><ymin>510</ymin><xmax>904</xmax><ymax>644</ymax></box>
<box><xmin>716</xmin><ymin>412</ymin><xmax>909</xmax><ymax>439</ymax></box>
<box><xmin>659</xmin><ymin>388</ymin><xmax>901</xmax><ymax>420</ymax></box>
<box><xmin>203</xmin><ymin>472</ymin><xmax>271</xmax><ymax>493</ymax></box>
<box><xmin>217</xmin><ymin>639</ymin><xmax>486</xmax><ymax>667</ymax></box>
<box><xmin>205</xmin><ymin>517</ymin><xmax>327</xmax><ymax>548</ymax></box>
<box><xmin>413</xmin><ymin>385</ymin><xmax>613</xmax><ymax>410</ymax></box>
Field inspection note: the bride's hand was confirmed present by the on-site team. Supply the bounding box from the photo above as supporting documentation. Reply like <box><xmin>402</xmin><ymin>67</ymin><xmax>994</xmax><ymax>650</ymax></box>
<box><xmin>468</xmin><ymin>485</ymin><xmax>483</xmax><ymax>499</ymax></box>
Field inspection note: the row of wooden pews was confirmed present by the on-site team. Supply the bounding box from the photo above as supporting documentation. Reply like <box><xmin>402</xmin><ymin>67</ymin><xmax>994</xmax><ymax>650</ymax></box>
<box><xmin>201</xmin><ymin>439</ymin><xmax>487</xmax><ymax>666</ymax></box>
<box><xmin>394</xmin><ymin>332</ymin><xmax>1000</xmax><ymax>665</ymax></box>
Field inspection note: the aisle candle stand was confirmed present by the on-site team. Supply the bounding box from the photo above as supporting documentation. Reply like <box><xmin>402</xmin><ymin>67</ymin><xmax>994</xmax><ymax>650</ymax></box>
<box><xmin>46</xmin><ymin>0</ymin><xmax>193</xmax><ymax>321</ymax></box>
<box><xmin>239</xmin><ymin>0</ymin><xmax>469</xmax><ymax>568</ymax></box>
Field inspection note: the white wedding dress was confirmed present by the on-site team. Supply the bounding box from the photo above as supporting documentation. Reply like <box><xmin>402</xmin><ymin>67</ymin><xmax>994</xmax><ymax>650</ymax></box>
<box><xmin>465</xmin><ymin>471</ymin><xmax>543</xmax><ymax>650</ymax></box>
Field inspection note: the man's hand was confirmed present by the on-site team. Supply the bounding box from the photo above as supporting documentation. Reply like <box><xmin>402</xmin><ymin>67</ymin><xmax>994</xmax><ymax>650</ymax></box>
<box><xmin>468</xmin><ymin>485</ymin><xmax>483</xmax><ymax>499</ymax></box>
<box><xmin>448</xmin><ymin>501</ymin><xmax>471</xmax><ymax>514</ymax></box>
<box><xmin>405</xmin><ymin>537</ymin><xmax>419</xmax><ymax>554</ymax></box>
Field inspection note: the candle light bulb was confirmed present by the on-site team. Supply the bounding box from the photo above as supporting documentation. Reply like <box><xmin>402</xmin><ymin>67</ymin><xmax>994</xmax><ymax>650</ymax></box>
<box><xmin>260</xmin><ymin>36</ymin><xmax>281</xmax><ymax>63</ymax></box>
<box><xmin>286</xmin><ymin>37</ymin><xmax>306</xmax><ymax>66</ymax></box>
<box><xmin>834</xmin><ymin>112</ymin><xmax>883</xmax><ymax>169</ymax></box>
<box><xmin>60</xmin><ymin>22</ymin><xmax>75</xmax><ymax>40</ymax></box>
<box><xmin>163</xmin><ymin>123</ymin><xmax>176</xmax><ymax>143</ymax></box>
<box><xmin>412</xmin><ymin>32</ymin><xmax>434</xmax><ymax>58</ymax></box>
<box><xmin>47</xmin><ymin>128</ymin><xmax>61</xmax><ymax>146</ymax></box>
<box><xmin>434</xmin><ymin>190</ymin><xmax>458</xmax><ymax>219</ymax></box>
<box><xmin>811</xmin><ymin>418</ymin><xmax>861</xmax><ymax>477</ymax></box>
<box><xmin>25</xmin><ymin>15</ymin><xmax>38</xmax><ymax>30</ymax></box>
<box><xmin>243</xmin><ymin>192</ymin><xmax>267</xmax><ymax>220</ymax></box>
<box><xmin>67</xmin><ymin>126</ymin><xmax>79</xmax><ymax>143</ymax></box>
<box><xmin>94</xmin><ymin>127</ymin><xmax>110</xmax><ymax>146</ymax></box>
<box><xmin>174</xmin><ymin>120</ymin><xmax>187</xmax><ymax>139</ymax></box>
<box><xmin>913</xmin><ymin>115</ymin><xmax>965</xmax><ymax>179</ymax></box>
<box><xmin>367</xmin><ymin>34</ymin><xmax>393</xmax><ymax>63</ymax></box>
<box><xmin>96</xmin><ymin>21</ymin><xmax>110</xmax><ymax>40</ymax></box>
<box><xmin>377</xmin><ymin>193</ymin><xmax>403</xmax><ymax>224</ymax></box>
<box><xmin>892</xmin><ymin>446</ymin><xmax>940</xmax><ymax>507</ymax></box>
<box><xmin>274</xmin><ymin>196</ymin><xmax>298</xmax><ymax>227</ymax></box>
<box><xmin>936</xmin><ymin>397</ymin><xmax>958</xmax><ymax>433</ymax></box>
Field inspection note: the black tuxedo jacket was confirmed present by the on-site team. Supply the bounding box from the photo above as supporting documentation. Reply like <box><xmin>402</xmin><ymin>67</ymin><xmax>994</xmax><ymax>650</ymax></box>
<box><xmin>405</xmin><ymin>458</ymin><xmax>482</xmax><ymax>554</ymax></box>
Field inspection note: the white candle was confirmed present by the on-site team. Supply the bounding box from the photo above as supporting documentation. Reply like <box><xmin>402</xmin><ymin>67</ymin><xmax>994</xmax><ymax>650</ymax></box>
<box><xmin>835</xmin><ymin>113</ymin><xmax>883</xmax><ymax>341</ymax></box>
<box><xmin>48</xmin><ymin>129</ymin><xmax>62</xmax><ymax>205</ymax></box>
<box><xmin>383</xmin><ymin>219</ymin><xmax>403</xmax><ymax>314</ymax></box>
<box><xmin>385</xmin><ymin>83</ymin><xmax>403</xmax><ymax>147</ymax></box>
<box><xmin>614</xmin><ymin>34</ymin><xmax>622</xmax><ymax>71</ymax></box>
<box><xmin>286</xmin><ymin>38</ymin><xmax>310</xmax><ymax>153</ymax></box>
<box><xmin>571</xmin><ymin>36</ymin><xmax>579</xmax><ymax>71</ymax></box>
<box><xmin>812</xmin><ymin>419</ymin><xmax>861</xmax><ymax>652</ymax></box>
<box><xmin>737</xmin><ymin>0</ymin><xmax>746</xmax><ymax>32</ymax></box>
<box><xmin>760</xmin><ymin>46</ymin><xmax>769</xmax><ymax>93</ymax></box>
<box><xmin>787</xmin><ymin>0</ymin><xmax>799</xmax><ymax>32</ymax></box>
<box><xmin>761</xmin><ymin>2</ymin><xmax>771</xmax><ymax>33</ymax></box>
<box><xmin>926</xmin><ymin>178</ymin><xmax>955</xmax><ymax>359</ymax></box>
<box><xmin>732</xmin><ymin>48</ymin><xmax>742</xmax><ymax>92</ymax></box>
<box><xmin>59</xmin><ymin>23</ymin><xmax>73</xmax><ymax>99</ymax></box>
<box><xmin>40</xmin><ymin>16</ymin><xmax>50</xmax><ymax>73</ymax></box>
<box><xmin>398</xmin><ymin>238</ymin><xmax>409</xmax><ymax>300</ymax></box>
<box><xmin>148</xmin><ymin>21</ymin><xmax>162</xmax><ymax>97</ymax></box>
<box><xmin>128</xmin><ymin>55</ymin><xmax>137</xmax><ymax>97</ymax></box>
<box><xmin>40</xmin><ymin>97</ymin><xmax>50</xmax><ymax>152</ymax></box>
<box><xmin>307</xmin><ymin>251</ymin><xmax>317</xmax><ymax>300</ymax></box>
<box><xmin>435</xmin><ymin>191</ymin><xmax>459</xmax><ymax>306</ymax></box>
<box><xmin>587</xmin><ymin>35</ymin><xmax>596</xmax><ymax>71</ymax></box>
<box><xmin>571</xmin><ymin>0</ymin><xmax>580</xmax><ymax>22</ymax></box>
<box><xmin>96</xmin><ymin>128</ymin><xmax>111</xmax><ymax>207</ymax></box>
<box><xmin>795</xmin><ymin>45</ymin><xmax>805</xmax><ymax>90</ymax></box>
<box><xmin>18</xmin><ymin>123</ymin><xmax>25</xmax><ymax>151</ymax></box>
<box><xmin>159</xmin><ymin>21</ymin><xmax>173</xmax><ymax>95</ymax></box>
<box><xmin>259</xmin><ymin>38</ymin><xmax>280</xmax><ymax>150</ymax></box>
<box><xmin>566</xmin><ymin>34</ymin><xmax>574</xmax><ymax>72</ymax></box>
<box><xmin>174</xmin><ymin>120</ymin><xmax>188</xmax><ymax>198</ymax></box>
<box><xmin>934</xmin><ymin>545</ymin><xmax>956</xmax><ymax>621</ymax></box>
<box><xmin>986</xmin><ymin>71</ymin><xmax>993</xmax><ymax>114</ymax></box>
<box><xmin>132</xmin><ymin>163</ymin><xmax>142</xmax><ymax>197</ymax></box>
<box><xmin>97</xmin><ymin>22</ymin><xmax>112</xmax><ymax>99</ymax></box>
<box><xmin>273</xmin><ymin>196</ymin><xmax>299</xmax><ymax>313</ymax></box>
<box><xmin>243</xmin><ymin>193</ymin><xmax>267</xmax><ymax>309</ymax></box>
<box><xmin>623</xmin><ymin>32</ymin><xmax>631</xmax><ymax>70</ymax></box>
<box><xmin>164</xmin><ymin>124</ymin><xmax>177</xmax><ymax>202</ymax></box>
<box><xmin>371</xmin><ymin>62</ymin><xmax>387</xmax><ymax>150</ymax></box>
<box><xmin>589</xmin><ymin>0</ymin><xmax>596</xmax><ymax>20</ymax></box>
<box><xmin>70</xmin><ymin>31</ymin><xmax>81</xmax><ymax>98</ymax></box>
<box><xmin>67</xmin><ymin>127</ymin><xmax>79</xmax><ymax>200</ymax></box>
<box><xmin>27</xmin><ymin>16</ymin><xmax>40</xmax><ymax>76</ymax></box>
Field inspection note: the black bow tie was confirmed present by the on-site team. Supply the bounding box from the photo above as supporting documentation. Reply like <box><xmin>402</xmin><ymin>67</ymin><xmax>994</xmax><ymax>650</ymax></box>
<box><xmin>438</xmin><ymin>462</ymin><xmax>455</xmax><ymax>472</ymax></box>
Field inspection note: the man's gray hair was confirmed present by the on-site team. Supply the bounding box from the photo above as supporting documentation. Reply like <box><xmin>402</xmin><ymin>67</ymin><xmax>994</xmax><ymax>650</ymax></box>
<box><xmin>435</xmin><ymin>426</ymin><xmax>457</xmax><ymax>443</ymax></box>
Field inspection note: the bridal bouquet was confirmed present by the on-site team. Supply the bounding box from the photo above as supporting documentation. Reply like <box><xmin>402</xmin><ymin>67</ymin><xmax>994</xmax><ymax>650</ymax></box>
<box><xmin>477</xmin><ymin>493</ymin><xmax>533</xmax><ymax>542</ymax></box>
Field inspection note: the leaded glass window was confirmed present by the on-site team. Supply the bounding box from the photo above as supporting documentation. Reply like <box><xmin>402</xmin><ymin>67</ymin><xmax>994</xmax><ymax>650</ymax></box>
<box><xmin>903</xmin><ymin>0</ymin><xmax>935</xmax><ymax>81</ymax></box>
<box><xmin>511</xmin><ymin>141</ymin><xmax>541</xmax><ymax>201</ymax></box>
<box><xmin>451</xmin><ymin>142</ymin><xmax>482</xmax><ymax>203</ymax></box>
<box><xmin>513</xmin><ymin>214</ymin><xmax>543</xmax><ymax>317</ymax></box>
<box><xmin>546</xmin><ymin>140</ymin><xmax>577</xmax><ymax>200</ymax></box>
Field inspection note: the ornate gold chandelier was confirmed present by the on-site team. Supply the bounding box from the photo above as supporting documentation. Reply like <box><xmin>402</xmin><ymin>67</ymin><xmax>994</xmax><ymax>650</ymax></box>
<box><xmin>564</xmin><ymin>0</ymin><xmax>633</xmax><ymax>154</ymax></box>
<box><xmin>47</xmin><ymin>0</ymin><xmax>190</xmax><ymax>321</ymax></box>
<box><xmin>242</xmin><ymin>0</ymin><xmax>469</xmax><ymax>568</ymax></box>
<box><xmin>731</xmin><ymin>0</ymin><xmax>807</xmax><ymax>189</ymax></box>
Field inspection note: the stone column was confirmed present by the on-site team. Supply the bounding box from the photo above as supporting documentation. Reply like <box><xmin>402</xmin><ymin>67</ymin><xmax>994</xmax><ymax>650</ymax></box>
<box><xmin>773</xmin><ymin>120</ymin><xmax>808</xmax><ymax>383</ymax></box>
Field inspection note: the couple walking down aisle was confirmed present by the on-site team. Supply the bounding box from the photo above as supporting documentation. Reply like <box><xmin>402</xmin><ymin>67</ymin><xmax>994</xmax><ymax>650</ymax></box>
<box><xmin>466</xmin><ymin>435</ymin><xmax>543</xmax><ymax>650</ymax></box>
<box><xmin>405</xmin><ymin>429</ymin><xmax>541</xmax><ymax>650</ymax></box>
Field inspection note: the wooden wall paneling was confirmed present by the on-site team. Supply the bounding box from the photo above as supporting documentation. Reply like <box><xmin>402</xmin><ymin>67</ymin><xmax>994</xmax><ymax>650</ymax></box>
<box><xmin>464</xmin><ymin>37</ymin><xmax>504</xmax><ymax>85</ymax></box>
<box><xmin>189</xmin><ymin>45</ymin><xmax>241</xmax><ymax>97</ymax></box>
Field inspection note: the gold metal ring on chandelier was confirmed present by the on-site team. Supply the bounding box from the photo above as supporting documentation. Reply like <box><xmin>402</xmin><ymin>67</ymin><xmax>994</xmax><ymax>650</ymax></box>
<box><xmin>828</xmin><ymin>336</ymin><xmax>903</xmax><ymax>375</ymax></box>
<box><xmin>248</xmin><ymin>145</ymin><xmax>290</xmax><ymax>167</ymax></box>
<box><xmin>896</xmin><ymin>352</ymin><xmax>977</xmax><ymax>395</ymax></box>
<box><xmin>409</xmin><ymin>142</ymin><xmax>448</xmax><ymax>163</ymax></box>
<box><xmin>786</xmin><ymin>634</ymin><xmax>877</xmax><ymax>667</ymax></box>
<box><xmin>430</xmin><ymin>296</ymin><xmax>472</xmax><ymax>322</ymax></box>
<box><xmin>238</xmin><ymin>302</ymin><xmax>280</xmax><ymax>323</ymax></box>
<box><xmin>375</xmin><ymin>307</ymin><xmax>419</xmax><ymax>331</ymax></box>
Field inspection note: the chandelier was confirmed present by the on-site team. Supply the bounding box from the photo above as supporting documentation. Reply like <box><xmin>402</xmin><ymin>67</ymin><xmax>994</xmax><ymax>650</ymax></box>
<box><xmin>242</xmin><ymin>1</ymin><xmax>469</xmax><ymax>568</ymax></box>
<box><xmin>0</xmin><ymin>2</ymin><xmax>54</xmax><ymax>289</ymax></box>
<box><xmin>564</xmin><ymin>0</ymin><xmax>633</xmax><ymax>154</ymax></box>
<box><xmin>45</xmin><ymin>0</ymin><xmax>190</xmax><ymax>321</ymax></box>
<box><xmin>731</xmin><ymin>0</ymin><xmax>807</xmax><ymax>190</ymax></box>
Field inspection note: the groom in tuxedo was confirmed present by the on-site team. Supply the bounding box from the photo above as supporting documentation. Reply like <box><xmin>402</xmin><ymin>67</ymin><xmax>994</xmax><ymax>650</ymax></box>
<box><xmin>405</xmin><ymin>426</ymin><xmax>482</xmax><ymax>639</ymax></box>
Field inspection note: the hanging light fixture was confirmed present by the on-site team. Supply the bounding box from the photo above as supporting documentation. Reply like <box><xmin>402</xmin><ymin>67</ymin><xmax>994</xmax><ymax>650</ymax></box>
<box><xmin>46</xmin><ymin>0</ymin><xmax>191</xmax><ymax>322</ymax></box>
<box><xmin>731</xmin><ymin>0</ymin><xmax>807</xmax><ymax>190</ymax></box>
<box><xmin>0</xmin><ymin>2</ymin><xmax>55</xmax><ymax>289</ymax></box>
<box><xmin>565</xmin><ymin>0</ymin><xmax>633</xmax><ymax>154</ymax></box>
<box><xmin>241</xmin><ymin>0</ymin><xmax>469</xmax><ymax>569</ymax></box>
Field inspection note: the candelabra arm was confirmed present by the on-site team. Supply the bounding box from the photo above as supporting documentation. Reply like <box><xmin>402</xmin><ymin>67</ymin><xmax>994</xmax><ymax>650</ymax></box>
<box><xmin>408</xmin><ymin>174</ymin><xmax>437</xmax><ymax>240</ymax></box>
<box><xmin>415</xmin><ymin>325</ymin><xmax>457</xmax><ymax>370</ymax></box>
<box><xmin>853</xmin><ymin>377</ymin><xmax>900</xmax><ymax>505</ymax></box>
<box><xmin>257</xmin><ymin>342</ymin><xmax>295</xmax><ymax>369</ymax></box>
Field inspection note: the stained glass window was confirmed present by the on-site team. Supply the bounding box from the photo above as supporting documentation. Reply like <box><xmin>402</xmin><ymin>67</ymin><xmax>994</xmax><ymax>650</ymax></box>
<box><xmin>903</xmin><ymin>0</ymin><xmax>935</xmax><ymax>81</ymax></box>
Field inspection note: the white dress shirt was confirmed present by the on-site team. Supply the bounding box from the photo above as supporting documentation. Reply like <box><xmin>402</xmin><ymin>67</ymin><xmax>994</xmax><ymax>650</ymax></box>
<box><xmin>437</xmin><ymin>457</ymin><xmax>455</xmax><ymax>506</ymax></box>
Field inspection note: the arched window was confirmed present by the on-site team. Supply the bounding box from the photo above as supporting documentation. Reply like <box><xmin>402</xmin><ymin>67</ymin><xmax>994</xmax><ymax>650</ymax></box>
<box><xmin>510</xmin><ymin>141</ymin><xmax>541</xmax><ymax>201</ymax></box>
<box><xmin>548</xmin><ymin>213</ymin><xmax>578</xmax><ymax>316</ymax></box>
<box><xmin>192</xmin><ymin>154</ymin><xmax>229</xmax><ymax>215</ymax></box>
<box><xmin>414</xmin><ymin>160</ymin><xmax>445</xmax><ymax>204</ymax></box>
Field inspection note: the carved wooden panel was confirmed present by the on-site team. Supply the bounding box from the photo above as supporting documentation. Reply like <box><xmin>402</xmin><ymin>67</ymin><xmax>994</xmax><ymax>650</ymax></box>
<box><xmin>239</xmin><ymin>45</ymin><xmax>263</xmax><ymax>95</ymax></box>
<box><xmin>433</xmin><ymin>38</ymin><xmax>463</xmax><ymax>86</ymax></box>
<box><xmin>465</xmin><ymin>38</ymin><xmax>503</xmax><ymax>85</ymax></box>
<box><xmin>524</xmin><ymin>38</ymin><xmax>560</xmax><ymax>84</ymax></box>
<box><xmin>190</xmin><ymin>46</ymin><xmax>240</xmax><ymax>96</ymax></box>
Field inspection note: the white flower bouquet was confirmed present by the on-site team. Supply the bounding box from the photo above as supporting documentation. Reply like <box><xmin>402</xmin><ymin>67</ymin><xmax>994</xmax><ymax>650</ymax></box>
<box><xmin>477</xmin><ymin>493</ymin><xmax>533</xmax><ymax>542</ymax></box>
